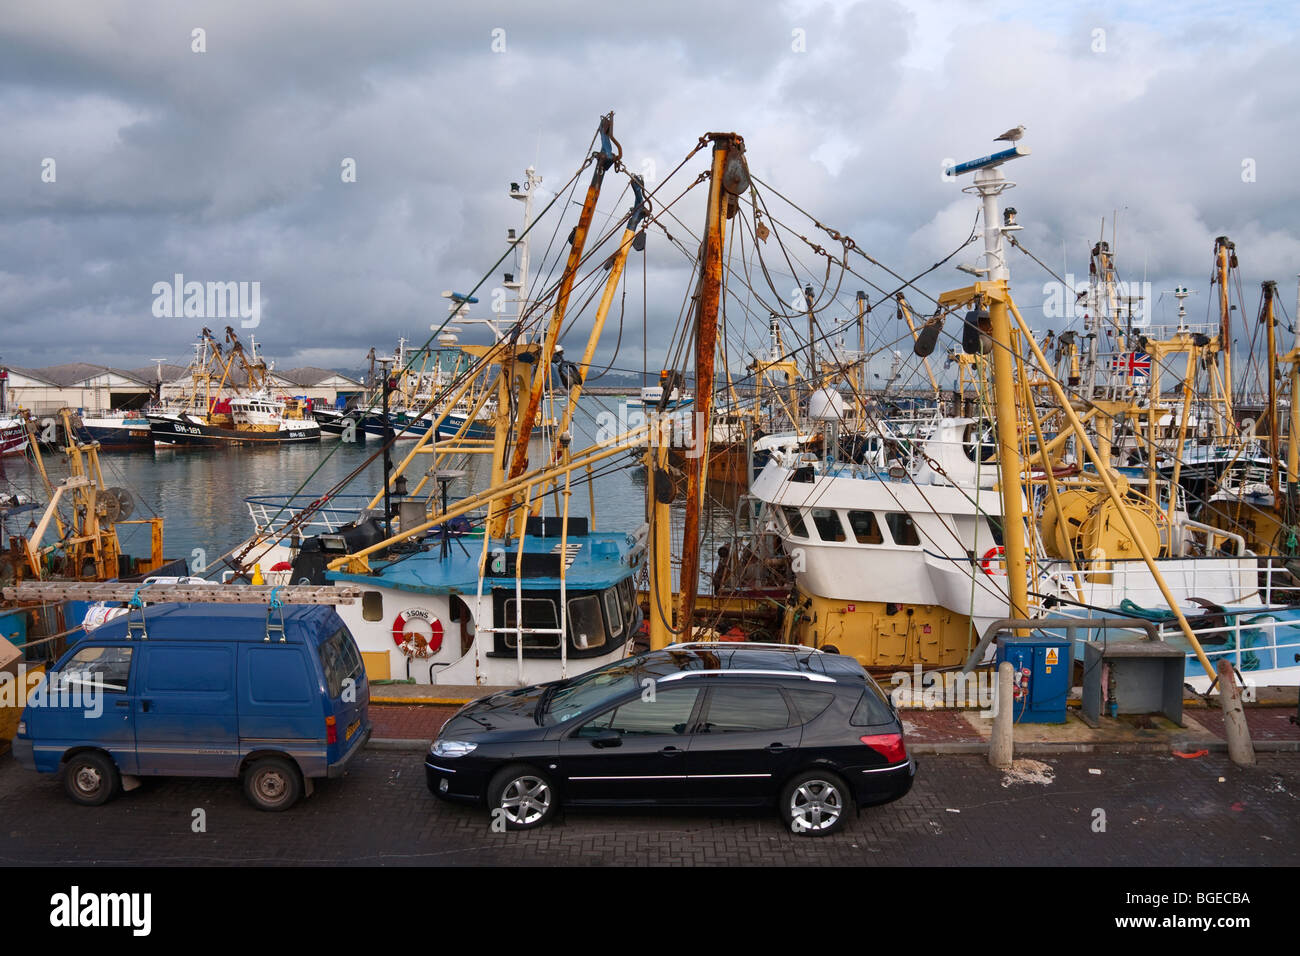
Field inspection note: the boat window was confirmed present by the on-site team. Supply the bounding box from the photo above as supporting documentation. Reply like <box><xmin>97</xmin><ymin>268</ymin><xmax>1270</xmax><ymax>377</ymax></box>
<box><xmin>810</xmin><ymin>508</ymin><xmax>846</xmax><ymax>542</ymax></box>
<box><xmin>361</xmin><ymin>591</ymin><xmax>383</xmax><ymax>622</ymax></box>
<box><xmin>782</xmin><ymin>506</ymin><xmax>808</xmax><ymax>539</ymax></box>
<box><xmin>617</xmin><ymin>577</ymin><xmax>635</xmax><ymax>618</ymax></box>
<box><xmin>847</xmin><ymin>510</ymin><xmax>884</xmax><ymax>544</ymax></box>
<box><xmin>603</xmin><ymin>588</ymin><xmax>624</xmax><ymax>639</ymax></box>
<box><xmin>885</xmin><ymin>513</ymin><xmax>921</xmax><ymax>547</ymax></box>
<box><xmin>503</xmin><ymin>599</ymin><xmax>560</xmax><ymax>649</ymax></box>
<box><xmin>566</xmin><ymin>595</ymin><xmax>606</xmax><ymax>650</ymax></box>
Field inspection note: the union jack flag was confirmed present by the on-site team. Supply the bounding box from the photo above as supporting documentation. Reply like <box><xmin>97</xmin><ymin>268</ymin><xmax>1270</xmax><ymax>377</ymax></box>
<box><xmin>1111</xmin><ymin>351</ymin><xmax>1151</xmax><ymax>378</ymax></box>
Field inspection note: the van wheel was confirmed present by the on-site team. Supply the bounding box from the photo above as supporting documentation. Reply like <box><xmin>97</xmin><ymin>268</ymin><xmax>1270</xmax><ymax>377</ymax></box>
<box><xmin>487</xmin><ymin>764</ymin><xmax>556</xmax><ymax>830</ymax></box>
<box><xmin>243</xmin><ymin>757</ymin><xmax>303</xmax><ymax>812</ymax></box>
<box><xmin>780</xmin><ymin>770</ymin><xmax>851</xmax><ymax>837</ymax></box>
<box><xmin>63</xmin><ymin>750</ymin><xmax>120</xmax><ymax>806</ymax></box>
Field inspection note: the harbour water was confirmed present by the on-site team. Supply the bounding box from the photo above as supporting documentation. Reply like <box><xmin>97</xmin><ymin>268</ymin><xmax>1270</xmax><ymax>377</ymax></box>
<box><xmin>1</xmin><ymin>396</ymin><xmax>740</xmax><ymax>586</ymax></box>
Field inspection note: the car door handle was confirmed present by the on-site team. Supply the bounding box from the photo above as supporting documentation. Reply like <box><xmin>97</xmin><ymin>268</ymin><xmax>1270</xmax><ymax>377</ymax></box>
<box><xmin>766</xmin><ymin>743</ymin><xmax>790</xmax><ymax>753</ymax></box>
<box><xmin>659</xmin><ymin>746</ymin><xmax>683</xmax><ymax>757</ymax></box>
<box><xmin>140</xmin><ymin>699</ymin><xmax>152</xmax><ymax>713</ymax></box>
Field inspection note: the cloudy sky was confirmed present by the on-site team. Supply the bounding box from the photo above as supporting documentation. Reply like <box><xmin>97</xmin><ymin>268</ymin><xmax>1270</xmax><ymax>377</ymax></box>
<box><xmin>2</xmin><ymin>0</ymin><xmax>1298</xmax><ymax>385</ymax></box>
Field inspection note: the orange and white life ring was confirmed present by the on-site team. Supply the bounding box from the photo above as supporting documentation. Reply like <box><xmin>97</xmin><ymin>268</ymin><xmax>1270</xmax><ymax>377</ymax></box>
<box><xmin>392</xmin><ymin>608</ymin><xmax>444</xmax><ymax>658</ymax></box>
<box><xmin>980</xmin><ymin>546</ymin><xmax>1007</xmax><ymax>576</ymax></box>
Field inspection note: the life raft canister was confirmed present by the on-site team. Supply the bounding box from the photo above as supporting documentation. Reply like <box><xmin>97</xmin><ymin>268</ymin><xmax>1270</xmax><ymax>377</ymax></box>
<box><xmin>392</xmin><ymin>608</ymin><xmax>444</xmax><ymax>655</ymax></box>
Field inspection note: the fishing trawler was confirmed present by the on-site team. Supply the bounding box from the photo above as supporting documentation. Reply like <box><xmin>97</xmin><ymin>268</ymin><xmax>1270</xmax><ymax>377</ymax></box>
<box><xmin>75</xmin><ymin>412</ymin><xmax>154</xmax><ymax>450</ymax></box>
<box><xmin>0</xmin><ymin>371</ymin><xmax>29</xmax><ymax>456</ymax></box>
<box><xmin>148</xmin><ymin>328</ymin><xmax>321</xmax><ymax>446</ymax></box>
<box><xmin>215</xmin><ymin>126</ymin><xmax>662</xmax><ymax>686</ymax></box>
<box><xmin>721</xmin><ymin>142</ymin><xmax>1300</xmax><ymax>694</ymax></box>
<box><xmin>627</xmin><ymin>373</ymin><xmax>694</xmax><ymax>411</ymax></box>
<box><xmin>0</xmin><ymin>417</ymin><xmax>28</xmax><ymax>457</ymax></box>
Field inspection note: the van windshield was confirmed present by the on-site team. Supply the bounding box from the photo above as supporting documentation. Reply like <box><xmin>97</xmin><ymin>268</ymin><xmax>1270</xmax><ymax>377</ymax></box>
<box><xmin>319</xmin><ymin>628</ymin><xmax>364</xmax><ymax>699</ymax></box>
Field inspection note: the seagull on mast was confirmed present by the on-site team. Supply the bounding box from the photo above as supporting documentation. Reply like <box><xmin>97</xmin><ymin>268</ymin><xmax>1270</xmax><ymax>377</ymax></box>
<box><xmin>994</xmin><ymin>125</ymin><xmax>1026</xmax><ymax>146</ymax></box>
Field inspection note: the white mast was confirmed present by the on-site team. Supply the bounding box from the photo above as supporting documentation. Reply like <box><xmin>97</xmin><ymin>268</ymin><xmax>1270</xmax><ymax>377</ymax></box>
<box><xmin>505</xmin><ymin>167</ymin><xmax>541</xmax><ymax>333</ymax></box>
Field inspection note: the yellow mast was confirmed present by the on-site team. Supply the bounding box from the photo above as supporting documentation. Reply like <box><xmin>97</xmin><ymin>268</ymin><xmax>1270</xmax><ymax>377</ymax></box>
<box><xmin>498</xmin><ymin>114</ymin><xmax>617</xmax><ymax>539</ymax></box>
<box><xmin>941</xmin><ymin>157</ymin><xmax>1031</xmax><ymax>624</ymax></box>
<box><xmin>1261</xmin><ymin>281</ymin><xmax>1280</xmax><ymax>502</ymax></box>
<box><xmin>1289</xmin><ymin>276</ymin><xmax>1300</xmax><ymax>489</ymax></box>
<box><xmin>1214</xmin><ymin>236</ymin><xmax>1237</xmax><ymax>437</ymax></box>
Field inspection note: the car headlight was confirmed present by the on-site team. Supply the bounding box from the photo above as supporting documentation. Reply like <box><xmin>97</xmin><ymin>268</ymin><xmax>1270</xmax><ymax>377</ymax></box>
<box><xmin>431</xmin><ymin>740</ymin><xmax>477</xmax><ymax>758</ymax></box>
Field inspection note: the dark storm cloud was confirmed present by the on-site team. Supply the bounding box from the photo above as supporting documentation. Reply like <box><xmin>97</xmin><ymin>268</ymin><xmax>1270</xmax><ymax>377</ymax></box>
<box><xmin>1</xmin><ymin>0</ymin><xmax>1298</xmax><ymax>379</ymax></box>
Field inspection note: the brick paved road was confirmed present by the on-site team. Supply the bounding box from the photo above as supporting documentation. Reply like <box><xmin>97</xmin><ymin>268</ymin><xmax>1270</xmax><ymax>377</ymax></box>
<box><xmin>2</xmin><ymin>749</ymin><xmax>1296</xmax><ymax>866</ymax></box>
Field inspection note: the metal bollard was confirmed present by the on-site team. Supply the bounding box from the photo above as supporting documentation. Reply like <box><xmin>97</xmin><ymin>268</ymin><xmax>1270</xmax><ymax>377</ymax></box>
<box><xmin>989</xmin><ymin>661</ymin><xmax>1014</xmax><ymax>770</ymax></box>
<box><xmin>1216</xmin><ymin>660</ymin><xmax>1256</xmax><ymax>767</ymax></box>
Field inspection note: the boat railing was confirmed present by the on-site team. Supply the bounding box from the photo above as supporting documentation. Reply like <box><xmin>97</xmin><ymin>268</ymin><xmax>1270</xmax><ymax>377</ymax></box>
<box><xmin>1174</xmin><ymin>519</ymin><xmax>1248</xmax><ymax>557</ymax></box>
<box><xmin>1039</xmin><ymin>551</ymin><xmax>1272</xmax><ymax>606</ymax></box>
<box><xmin>245</xmin><ymin>493</ymin><xmax>491</xmax><ymax>538</ymax></box>
<box><xmin>1153</xmin><ymin>613</ymin><xmax>1300</xmax><ymax>678</ymax></box>
<box><xmin>1135</xmin><ymin>322</ymin><xmax>1220</xmax><ymax>340</ymax></box>
<box><xmin>244</xmin><ymin>494</ymin><xmax>376</xmax><ymax>535</ymax></box>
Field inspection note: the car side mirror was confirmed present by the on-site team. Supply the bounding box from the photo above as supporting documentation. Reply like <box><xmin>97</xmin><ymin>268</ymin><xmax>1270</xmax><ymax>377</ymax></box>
<box><xmin>591</xmin><ymin>729</ymin><xmax>622</xmax><ymax>749</ymax></box>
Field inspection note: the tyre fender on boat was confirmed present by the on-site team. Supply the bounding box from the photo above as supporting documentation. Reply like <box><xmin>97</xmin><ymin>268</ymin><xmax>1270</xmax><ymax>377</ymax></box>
<box><xmin>393</xmin><ymin>608</ymin><xmax>444</xmax><ymax>658</ymax></box>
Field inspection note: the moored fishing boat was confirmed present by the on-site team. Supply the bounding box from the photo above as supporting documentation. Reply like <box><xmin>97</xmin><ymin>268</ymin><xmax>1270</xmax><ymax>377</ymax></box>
<box><xmin>147</xmin><ymin>328</ymin><xmax>321</xmax><ymax>447</ymax></box>
<box><xmin>717</xmin><ymin>139</ymin><xmax>1300</xmax><ymax>694</ymax></box>
<box><xmin>0</xmin><ymin>416</ymin><xmax>28</xmax><ymax>456</ymax></box>
<box><xmin>213</xmin><ymin>121</ymin><xmax>656</xmax><ymax>686</ymax></box>
<box><xmin>75</xmin><ymin>412</ymin><xmax>154</xmax><ymax>450</ymax></box>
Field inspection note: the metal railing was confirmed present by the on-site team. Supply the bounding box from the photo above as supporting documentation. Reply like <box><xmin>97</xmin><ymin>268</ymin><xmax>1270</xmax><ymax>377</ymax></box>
<box><xmin>1152</xmin><ymin>614</ymin><xmax>1300</xmax><ymax>677</ymax></box>
<box><xmin>244</xmin><ymin>494</ymin><xmax>376</xmax><ymax>536</ymax></box>
<box><xmin>1040</xmin><ymin>553</ymin><xmax>1265</xmax><ymax>605</ymax></box>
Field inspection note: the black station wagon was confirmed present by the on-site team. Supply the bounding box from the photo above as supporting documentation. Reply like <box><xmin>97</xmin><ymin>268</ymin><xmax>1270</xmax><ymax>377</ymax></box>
<box><xmin>425</xmin><ymin>643</ymin><xmax>915</xmax><ymax>835</ymax></box>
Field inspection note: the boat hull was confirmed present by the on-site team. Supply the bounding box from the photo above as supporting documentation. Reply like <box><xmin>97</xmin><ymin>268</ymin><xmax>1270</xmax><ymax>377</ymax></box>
<box><xmin>77</xmin><ymin>419</ymin><xmax>154</xmax><ymax>450</ymax></box>
<box><xmin>149</xmin><ymin>413</ymin><xmax>321</xmax><ymax>446</ymax></box>
<box><xmin>313</xmin><ymin>409</ymin><xmax>371</xmax><ymax>440</ymax></box>
<box><xmin>0</xmin><ymin>419</ymin><xmax>28</xmax><ymax>456</ymax></box>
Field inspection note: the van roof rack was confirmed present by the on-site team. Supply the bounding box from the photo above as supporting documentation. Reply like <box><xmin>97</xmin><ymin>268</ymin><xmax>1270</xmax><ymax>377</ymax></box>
<box><xmin>265</xmin><ymin>586</ymin><xmax>286</xmax><ymax>642</ymax></box>
<box><xmin>125</xmin><ymin>585</ymin><xmax>149</xmax><ymax>640</ymax></box>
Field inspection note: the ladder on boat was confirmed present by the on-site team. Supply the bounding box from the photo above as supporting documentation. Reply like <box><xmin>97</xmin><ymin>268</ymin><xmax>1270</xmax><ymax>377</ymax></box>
<box><xmin>3</xmin><ymin>583</ymin><xmax>363</xmax><ymax>605</ymax></box>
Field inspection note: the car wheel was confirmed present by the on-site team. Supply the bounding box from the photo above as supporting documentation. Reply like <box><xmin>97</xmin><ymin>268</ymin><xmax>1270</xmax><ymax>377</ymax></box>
<box><xmin>243</xmin><ymin>757</ymin><xmax>303</xmax><ymax>812</ymax></box>
<box><xmin>488</xmin><ymin>764</ymin><xmax>557</xmax><ymax>830</ymax></box>
<box><xmin>63</xmin><ymin>750</ymin><xmax>121</xmax><ymax>806</ymax></box>
<box><xmin>781</xmin><ymin>770</ymin><xmax>851</xmax><ymax>837</ymax></box>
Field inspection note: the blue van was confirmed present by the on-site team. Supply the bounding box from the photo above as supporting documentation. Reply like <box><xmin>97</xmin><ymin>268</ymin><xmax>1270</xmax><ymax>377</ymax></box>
<box><xmin>11</xmin><ymin>603</ymin><xmax>370</xmax><ymax>811</ymax></box>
